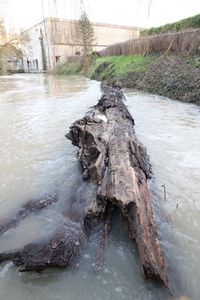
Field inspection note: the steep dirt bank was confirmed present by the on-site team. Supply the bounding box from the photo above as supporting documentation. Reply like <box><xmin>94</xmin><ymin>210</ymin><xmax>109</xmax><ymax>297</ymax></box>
<box><xmin>89</xmin><ymin>55</ymin><xmax>200</xmax><ymax>105</ymax></box>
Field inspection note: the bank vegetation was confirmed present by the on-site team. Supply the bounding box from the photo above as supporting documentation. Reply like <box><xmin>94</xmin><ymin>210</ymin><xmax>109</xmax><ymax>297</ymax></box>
<box><xmin>50</xmin><ymin>14</ymin><xmax>200</xmax><ymax>106</ymax></box>
<box><xmin>141</xmin><ymin>14</ymin><xmax>200</xmax><ymax>36</ymax></box>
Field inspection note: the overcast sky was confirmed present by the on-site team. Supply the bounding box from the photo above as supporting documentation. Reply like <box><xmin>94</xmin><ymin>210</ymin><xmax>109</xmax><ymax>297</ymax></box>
<box><xmin>0</xmin><ymin>0</ymin><xmax>200</xmax><ymax>31</ymax></box>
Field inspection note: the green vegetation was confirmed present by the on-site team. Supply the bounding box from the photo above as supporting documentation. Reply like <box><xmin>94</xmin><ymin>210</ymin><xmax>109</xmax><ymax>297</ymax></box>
<box><xmin>89</xmin><ymin>55</ymin><xmax>156</xmax><ymax>81</ymax></box>
<box><xmin>141</xmin><ymin>14</ymin><xmax>200</xmax><ymax>36</ymax></box>
<box><xmin>89</xmin><ymin>55</ymin><xmax>200</xmax><ymax>106</ymax></box>
<box><xmin>49</xmin><ymin>61</ymin><xmax>83</xmax><ymax>75</ymax></box>
<box><xmin>50</xmin><ymin>55</ymin><xmax>155</xmax><ymax>79</ymax></box>
<box><xmin>50</xmin><ymin>54</ymin><xmax>200</xmax><ymax>106</ymax></box>
<box><xmin>186</xmin><ymin>56</ymin><xmax>200</xmax><ymax>68</ymax></box>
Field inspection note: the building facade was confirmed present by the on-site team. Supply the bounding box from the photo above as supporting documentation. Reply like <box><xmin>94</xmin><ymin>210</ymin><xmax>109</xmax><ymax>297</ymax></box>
<box><xmin>21</xmin><ymin>18</ymin><xmax>140</xmax><ymax>72</ymax></box>
<box><xmin>0</xmin><ymin>43</ymin><xmax>23</xmax><ymax>75</ymax></box>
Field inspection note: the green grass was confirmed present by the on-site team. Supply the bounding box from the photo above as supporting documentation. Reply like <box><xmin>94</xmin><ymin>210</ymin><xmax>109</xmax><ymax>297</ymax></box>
<box><xmin>49</xmin><ymin>61</ymin><xmax>83</xmax><ymax>75</ymax></box>
<box><xmin>49</xmin><ymin>55</ymin><xmax>156</xmax><ymax>80</ymax></box>
<box><xmin>48</xmin><ymin>54</ymin><xmax>200</xmax><ymax>106</ymax></box>
<box><xmin>186</xmin><ymin>56</ymin><xmax>200</xmax><ymax>68</ymax></box>
<box><xmin>141</xmin><ymin>14</ymin><xmax>200</xmax><ymax>36</ymax></box>
<box><xmin>89</xmin><ymin>55</ymin><xmax>156</xmax><ymax>81</ymax></box>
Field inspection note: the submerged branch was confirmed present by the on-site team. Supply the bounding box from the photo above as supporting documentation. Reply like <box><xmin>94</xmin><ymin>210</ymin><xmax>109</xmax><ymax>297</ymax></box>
<box><xmin>0</xmin><ymin>195</ymin><xmax>58</xmax><ymax>235</ymax></box>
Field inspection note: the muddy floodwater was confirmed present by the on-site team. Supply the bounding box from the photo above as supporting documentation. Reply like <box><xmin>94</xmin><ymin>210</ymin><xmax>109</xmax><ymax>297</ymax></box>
<box><xmin>0</xmin><ymin>74</ymin><xmax>200</xmax><ymax>300</ymax></box>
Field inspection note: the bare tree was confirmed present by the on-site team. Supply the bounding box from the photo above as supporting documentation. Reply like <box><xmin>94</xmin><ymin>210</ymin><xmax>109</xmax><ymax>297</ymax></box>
<box><xmin>18</xmin><ymin>31</ymin><xmax>30</xmax><ymax>46</ymax></box>
<box><xmin>0</xmin><ymin>17</ymin><xmax>25</xmax><ymax>74</ymax></box>
<box><xmin>0</xmin><ymin>17</ymin><xmax>8</xmax><ymax>74</ymax></box>
<box><xmin>76</xmin><ymin>10</ymin><xmax>95</xmax><ymax>74</ymax></box>
<box><xmin>0</xmin><ymin>17</ymin><xmax>7</xmax><ymax>45</ymax></box>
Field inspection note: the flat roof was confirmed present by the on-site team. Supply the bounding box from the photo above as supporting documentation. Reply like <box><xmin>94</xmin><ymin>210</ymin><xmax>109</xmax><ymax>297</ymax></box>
<box><xmin>22</xmin><ymin>17</ymin><xmax>143</xmax><ymax>33</ymax></box>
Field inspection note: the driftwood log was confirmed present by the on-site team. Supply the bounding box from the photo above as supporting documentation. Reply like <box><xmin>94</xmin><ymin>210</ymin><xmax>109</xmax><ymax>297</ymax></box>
<box><xmin>0</xmin><ymin>83</ymin><xmax>168</xmax><ymax>286</ymax></box>
<box><xmin>67</xmin><ymin>83</ymin><xmax>168</xmax><ymax>285</ymax></box>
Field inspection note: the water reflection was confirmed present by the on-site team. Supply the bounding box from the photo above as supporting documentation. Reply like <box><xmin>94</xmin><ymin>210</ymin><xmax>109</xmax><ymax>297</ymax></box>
<box><xmin>44</xmin><ymin>75</ymin><xmax>88</xmax><ymax>97</ymax></box>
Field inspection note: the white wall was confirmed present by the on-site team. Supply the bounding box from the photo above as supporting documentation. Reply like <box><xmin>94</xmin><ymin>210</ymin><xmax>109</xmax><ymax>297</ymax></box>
<box><xmin>21</xmin><ymin>21</ymin><xmax>52</xmax><ymax>72</ymax></box>
<box><xmin>22</xmin><ymin>18</ymin><xmax>141</xmax><ymax>72</ymax></box>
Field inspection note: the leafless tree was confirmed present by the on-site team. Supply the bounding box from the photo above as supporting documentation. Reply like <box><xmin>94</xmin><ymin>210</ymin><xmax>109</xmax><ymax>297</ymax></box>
<box><xmin>0</xmin><ymin>17</ymin><xmax>7</xmax><ymax>45</ymax></box>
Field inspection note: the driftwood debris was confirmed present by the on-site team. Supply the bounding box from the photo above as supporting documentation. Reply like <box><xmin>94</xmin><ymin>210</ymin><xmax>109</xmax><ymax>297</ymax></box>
<box><xmin>0</xmin><ymin>83</ymin><xmax>168</xmax><ymax>286</ymax></box>
<box><xmin>0</xmin><ymin>220</ymin><xmax>86</xmax><ymax>272</ymax></box>
<box><xmin>0</xmin><ymin>195</ymin><xmax>58</xmax><ymax>235</ymax></box>
<box><xmin>0</xmin><ymin>195</ymin><xmax>87</xmax><ymax>272</ymax></box>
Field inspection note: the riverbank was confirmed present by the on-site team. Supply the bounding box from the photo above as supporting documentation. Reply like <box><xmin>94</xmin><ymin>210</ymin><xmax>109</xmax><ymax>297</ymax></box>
<box><xmin>51</xmin><ymin>54</ymin><xmax>200</xmax><ymax>105</ymax></box>
<box><xmin>91</xmin><ymin>55</ymin><xmax>200</xmax><ymax>105</ymax></box>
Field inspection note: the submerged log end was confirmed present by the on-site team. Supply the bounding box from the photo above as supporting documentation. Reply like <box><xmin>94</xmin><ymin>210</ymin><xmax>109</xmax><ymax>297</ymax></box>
<box><xmin>0</xmin><ymin>221</ymin><xmax>86</xmax><ymax>272</ymax></box>
<box><xmin>138</xmin><ymin>235</ymin><xmax>168</xmax><ymax>285</ymax></box>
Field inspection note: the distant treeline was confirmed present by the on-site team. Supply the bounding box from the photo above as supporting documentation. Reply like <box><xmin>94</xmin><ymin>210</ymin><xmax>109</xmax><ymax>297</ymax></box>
<box><xmin>141</xmin><ymin>14</ymin><xmax>200</xmax><ymax>36</ymax></box>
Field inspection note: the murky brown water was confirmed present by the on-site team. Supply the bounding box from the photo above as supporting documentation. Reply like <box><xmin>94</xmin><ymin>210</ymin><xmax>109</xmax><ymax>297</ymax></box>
<box><xmin>0</xmin><ymin>74</ymin><xmax>200</xmax><ymax>300</ymax></box>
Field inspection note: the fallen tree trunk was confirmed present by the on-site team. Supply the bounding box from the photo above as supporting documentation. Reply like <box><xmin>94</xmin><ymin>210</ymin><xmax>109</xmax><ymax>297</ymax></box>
<box><xmin>0</xmin><ymin>83</ymin><xmax>168</xmax><ymax>286</ymax></box>
<box><xmin>67</xmin><ymin>83</ymin><xmax>168</xmax><ymax>285</ymax></box>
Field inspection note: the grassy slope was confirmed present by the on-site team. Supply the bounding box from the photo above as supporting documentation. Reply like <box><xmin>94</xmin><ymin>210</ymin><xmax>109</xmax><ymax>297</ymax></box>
<box><xmin>89</xmin><ymin>55</ymin><xmax>156</xmax><ymax>81</ymax></box>
<box><xmin>88</xmin><ymin>55</ymin><xmax>200</xmax><ymax>105</ymax></box>
<box><xmin>49</xmin><ymin>54</ymin><xmax>200</xmax><ymax>105</ymax></box>
<box><xmin>48</xmin><ymin>61</ymin><xmax>83</xmax><ymax>75</ymax></box>
<box><xmin>141</xmin><ymin>14</ymin><xmax>200</xmax><ymax>36</ymax></box>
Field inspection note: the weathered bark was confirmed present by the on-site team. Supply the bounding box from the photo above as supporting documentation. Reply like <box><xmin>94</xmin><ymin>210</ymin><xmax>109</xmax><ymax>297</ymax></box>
<box><xmin>0</xmin><ymin>195</ymin><xmax>88</xmax><ymax>272</ymax></box>
<box><xmin>0</xmin><ymin>220</ymin><xmax>86</xmax><ymax>271</ymax></box>
<box><xmin>0</xmin><ymin>195</ymin><xmax>58</xmax><ymax>235</ymax></box>
<box><xmin>0</xmin><ymin>83</ymin><xmax>168</xmax><ymax>286</ymax></box>
<box><xmin>67</xmin><ymin>83</ymin><xmax>168</xmax><ymax>286</ymax></box>
<box><xmin>94</xmin><ymin>202</ymin><xmax>113</xmax><ymax>272</ymax></box>
<box><xmin>0</xmin><ymin>190</ymin><xmax>101</xmax><ymax>271</ymax></box>
<box><xmin>0</xmin><ymin>195</ymin><xmax>87</xmax><ymax>271</ymax></box>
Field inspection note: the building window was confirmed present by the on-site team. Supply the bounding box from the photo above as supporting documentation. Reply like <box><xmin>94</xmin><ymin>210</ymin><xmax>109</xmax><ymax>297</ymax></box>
<box><xmin>55</xmin><ymin>56</ymin><xmax>61</xmax><ymax>63</ymax></box>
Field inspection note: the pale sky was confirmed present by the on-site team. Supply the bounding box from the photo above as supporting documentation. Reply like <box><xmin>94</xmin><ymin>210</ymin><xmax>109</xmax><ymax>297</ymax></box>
<box><xmin>0</xmin><ymin>0</ymin><xmax>200</xmax><ymax>31</ymax></box>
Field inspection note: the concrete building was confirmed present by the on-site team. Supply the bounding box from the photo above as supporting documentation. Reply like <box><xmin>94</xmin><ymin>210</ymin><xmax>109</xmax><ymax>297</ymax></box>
<box><xmin>21</xmin><ymin>18</ymin><xmax>140</xmax><ymax>72</ymax></box>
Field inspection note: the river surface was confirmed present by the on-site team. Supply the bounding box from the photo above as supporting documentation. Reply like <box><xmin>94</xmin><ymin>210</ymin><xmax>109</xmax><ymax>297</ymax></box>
<box><xmin>0</xmin><ymin>74</ymin><xmax>200</xmax><ymax>300</ymax></box>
